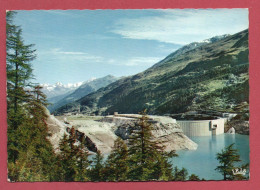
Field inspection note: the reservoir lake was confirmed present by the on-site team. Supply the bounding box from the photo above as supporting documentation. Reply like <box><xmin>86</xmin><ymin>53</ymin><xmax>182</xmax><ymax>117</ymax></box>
<box><xmin>171</xmin><ymin>134</ymin><xmax>249</xmax><ymax>180</ymax></box>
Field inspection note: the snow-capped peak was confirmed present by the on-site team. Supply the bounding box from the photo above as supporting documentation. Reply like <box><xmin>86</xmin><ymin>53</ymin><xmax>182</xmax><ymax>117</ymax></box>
<box><xmin>88</xmin><ymin>77</ymin><xmax>97</xmax><ymax>82</ymax></box>
<box><xmin>64</xmin><ymin>82</ymin><xmax>83</xmax><ymax>88</ymax></box>
<box><xmin>200</xmin><ymin>34</ymin><xmax>230</xmax><ymax>44</ymax></box>
<box><xmin>40</xmin><ymin>81</ymin><xmax>84</xmax><ymax>99</ymax></box>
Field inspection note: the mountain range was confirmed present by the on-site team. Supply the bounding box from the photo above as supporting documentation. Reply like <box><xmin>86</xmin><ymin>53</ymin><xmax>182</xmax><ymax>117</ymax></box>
<box><xmin>53</xmin><ymin>29</ymin><xmax>249</xmax><ymax>116</ymax></box>
<box><xmin>41</xmin><ymin>81</ymin><xmax>83</xmax><ymax>100</ymax></box>
<box><xmin>47</xmin><ymin>75</ymin><xmax>118</xmax><ymax>113</ymax></box>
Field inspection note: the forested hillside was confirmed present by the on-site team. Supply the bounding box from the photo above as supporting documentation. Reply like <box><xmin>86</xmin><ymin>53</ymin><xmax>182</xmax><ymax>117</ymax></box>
<box><xmin>55</xmin><ymin>29</ymin><xmax>249</xmax><ymax>115</ymax></box>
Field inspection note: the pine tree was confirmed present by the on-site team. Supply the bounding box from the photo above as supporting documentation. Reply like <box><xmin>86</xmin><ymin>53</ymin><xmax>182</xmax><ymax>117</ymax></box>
<box><xmin>75</xmin><ymin>136</ymin><xmax>90</xmax><ymax>181</ymax></box>
<box><xmin>6</xmin><ymin>11</ymin><xmax>59</xmax><ymax>182</ymax></box>
<box><xmin>127</xmin><ymin>110</ymin><xmax>177</xmax><ymax>181</ymax></box>
<box><xmin>173</xmin><ymin>167</ymin><xmax>188</xmax><ymax>181</ymax></box>
<box><xmin>151</xmin><ymin>150</ymin><xmax>177</xmax><ymax>181</ymax></box>
<box><xmin>103</xmin><ymin>137</ymin><xmax>129</xmax><ymax>181</ymax></box>
<box><xmin>6</xmin><ymin>10</ymin><xmax>36</xmax><ymax>164</ymax></box>
<box><xmin>89</xmin><ymin>150</ymin><xmax>104</xmax><ymax>181</ymax></box>
<box><xmin>57</xmin><ymin>127</ymin><xmax>91</xmax><ymax>181</ymax></box>
<box><xmin>215</xmin><ymin>143</ymin><xmax>244</xmax><ymax>180</ymax></box>
<box><xmin>6</xmin><ymin>16</ymin><xmax>36</xmax><ymax>117</ymax></box>
<box><xmin>57</xmin><ymin>128</ymin><xmax>80</xmax><ymax>181</ymax></box>
<box><xmin>8</xmin><ymin>86</ymin><xmax>58</xmax><ymax>181</ymax></box>
<box><xmin>24</xmin><ymin>85</ymin><xmax>58</xmax><ymax>181</ymax></box>
<box><xmin>188</xmin><ymin>174</ymin><xmax>200</xmax><ymax>181</ymax></box>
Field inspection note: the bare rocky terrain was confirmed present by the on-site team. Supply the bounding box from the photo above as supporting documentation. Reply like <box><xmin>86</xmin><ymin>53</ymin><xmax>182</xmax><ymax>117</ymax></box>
<box><xmin>225</xmin><ymin>120</ymin><xmax>249</xmax><ymax>135</ymax></box>
<box><xmin>46</xmin><ymin>113</ymin><xmax>198</xmax><ymax>154</ymax></box>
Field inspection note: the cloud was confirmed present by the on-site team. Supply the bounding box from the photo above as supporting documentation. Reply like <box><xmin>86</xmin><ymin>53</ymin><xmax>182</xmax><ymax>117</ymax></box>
<box><xmin>52</xmin><ymin>49</ymin><xmax>87</xmax><ymax>55</ymax></box>
<box><xmin>42</xmin><ymin>10</ymin><xmax>77</xmax><ymax>17</ymax></box>
<box><xmin>37</xmin><ymin>49</ymin><xmax>161</xmax><ymax>67</ymax></box>
<box><xmin>107</xmin><ymin>57</ymin><xmax>162</xmax><ymax>67</ymax></box>
<box><xmin>125</xmin><ymin>57</ymin><xmax>162</xmax><ymax>66</ymax></box>
<box><xmin>111</xmin><ymin>9</ymin><xmax>248</xmax><ymax>45</ymax></box>
<box><xmin>38</xmin><ymin>48</ymin><xmax>103</xmax><ymax>63</ymax></box>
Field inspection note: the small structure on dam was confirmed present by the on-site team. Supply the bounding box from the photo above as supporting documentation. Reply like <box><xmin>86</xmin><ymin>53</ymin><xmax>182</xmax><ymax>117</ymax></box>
<box><xmin>172</xmin><ymin>113</ymin><xmax>225</xmax><ymax>137</ymax></box>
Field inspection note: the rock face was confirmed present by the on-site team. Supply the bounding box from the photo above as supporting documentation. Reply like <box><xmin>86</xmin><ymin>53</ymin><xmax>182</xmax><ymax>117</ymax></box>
<box><xmin>101</xmin><ymin>114</ymin><xmax>198</xmax><ymax>152</ymax></box>
<box><xmin>226</xmin><ymin>120</ymin><xmax>249</xmax><ymax>135</ymax></box>
<box><xmin>46</xmin><ymin>114</ymin><xmax>70</xmax><ymax>152</ymax></box>
<box><xmin>227</xmin><ymin>127</ymin><xmax>236</xmax><ymax>134</ymax></box>
<box><xmin>69</xmin><ymin>119</ymin><xmax>118</xmax><ymax>154</ymax></box>
<box><xmin>46</xmin><ymin>114</ymin><xmax>198</xmax><ymax>154</ymax></box>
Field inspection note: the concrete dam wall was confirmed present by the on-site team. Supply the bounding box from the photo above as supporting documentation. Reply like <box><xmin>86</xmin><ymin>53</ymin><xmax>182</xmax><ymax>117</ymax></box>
<box><xmin>177</xmin><ymin>118</ymin><xmax>225</xmax><ymax>137</ymax></box>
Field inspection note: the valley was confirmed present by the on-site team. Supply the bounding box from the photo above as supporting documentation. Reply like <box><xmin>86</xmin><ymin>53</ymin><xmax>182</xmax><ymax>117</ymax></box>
<box><xmin>7</xmin><ymin>9</ymin><xmax>250</xmax><ymax>182</ymax></box>
<box><xmin>51</xmin><ymin>29</ymin><xmax>249</xmax><ymax>117</ymax></box>
<box><xmin>46</xmin><ymin>29</ymin><xmax>249</xmax><ymax>151</ymax></box>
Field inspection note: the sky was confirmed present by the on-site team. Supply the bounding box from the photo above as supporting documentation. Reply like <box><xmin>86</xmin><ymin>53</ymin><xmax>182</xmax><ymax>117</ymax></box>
<box><xmin>13</xmin><ymin>9</ymin><xmax>248</xmax><ymax>85</ymax></box>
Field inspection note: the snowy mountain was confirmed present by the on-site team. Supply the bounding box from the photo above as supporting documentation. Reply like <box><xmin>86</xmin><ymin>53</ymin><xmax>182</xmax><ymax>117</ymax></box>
<box><xmin>45</xmin><ymin>75</ymin><xmax>118</xmax><ymax>113</ymax></box>
<box><xmin>41</xmin><ymin>82</ymin><xmax>84</xmax><ymax>99</ymax></box>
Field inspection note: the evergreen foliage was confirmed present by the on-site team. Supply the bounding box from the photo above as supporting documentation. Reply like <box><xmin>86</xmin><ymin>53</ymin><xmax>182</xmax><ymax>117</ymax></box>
<box><xmin>215</xmin><ymin>143</ymin><xmax>248</xmax><ymax>180</ymax></box>
<box><xmin>8</xmin><ymin>85</ymin><xmax>57</xmax><ymax>181</ymax></box>
<box><xmin>173</xmin><ymin>167</ymin><xmax>188</xmax><ymax>181</ymax></box>
<box><xmin>6</xmin><ymin>10</ymin><xmax>36</xmax><ymax>164</ymax></box>
<box><xmin>57</xmin><ymin>127</ymin><xmax>90</xmax><ymax>181</ymax></box>
<box><xmin>57</xmin><ymin>130</ymin><xmax>78</xmax><ymax>181</ymax></box>
<box><xmin>6</xmin><ymin>10</ymin><xmax>247</xmax><ymax>182</ymax></box>
<box><xmin>188</xmin><ymin>174</ymin><xmax>200</xmax><ymax>181</ymax></box>
<box><xmin>6</xmin><ymin>11</ymin><xmax>57</xmax><ymax>182</ymax></box>
<box><xmin>89</xmin><ymin>150</ymin><xmax>105</xmax><ymax>181</ymax></box>
<box><xmin>75</xmin><ymin>136</ymin><xmax>90</xmax><ymax>181</ymax></box>
<box><xmin>103</xmin><ymin>137</ymin><xmax>129</xmax><ymax>181</ymax></box>
<box><xmin>127</xmin><ymin>110</ymin><xmax>177</xmax><ymax>181</ymax></box>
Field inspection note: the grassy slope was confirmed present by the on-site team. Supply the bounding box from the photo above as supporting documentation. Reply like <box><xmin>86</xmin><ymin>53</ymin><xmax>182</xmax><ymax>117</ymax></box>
<box><xmin>54</xmin><ymin>29</ymin><xmax>249</xmax><ymax>115</ymax></box>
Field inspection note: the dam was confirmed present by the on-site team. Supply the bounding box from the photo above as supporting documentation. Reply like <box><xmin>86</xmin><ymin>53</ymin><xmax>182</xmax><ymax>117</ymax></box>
<box><xmin>173</xmin><ymin>113</ymin><xmax>225</xmax><ymax>137</ymax></box>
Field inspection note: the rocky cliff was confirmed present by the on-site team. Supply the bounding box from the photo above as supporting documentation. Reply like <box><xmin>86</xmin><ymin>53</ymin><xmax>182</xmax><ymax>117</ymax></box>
<box><xmin>46</xmin><ymin>113</ymin><xmax>198</xmax><ymax>154</ymax></box>
<box><xmin>225</xmin><ymin>120</ymin><xmax>249</xmax><ymax>135</ymax></box>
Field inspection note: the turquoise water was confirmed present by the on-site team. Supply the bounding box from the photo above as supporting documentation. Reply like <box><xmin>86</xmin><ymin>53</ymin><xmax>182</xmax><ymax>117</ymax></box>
<box><xmin>171</xmin><ymin>134</ymin><xmax>250</xmax><ymax>180</ymax></box>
